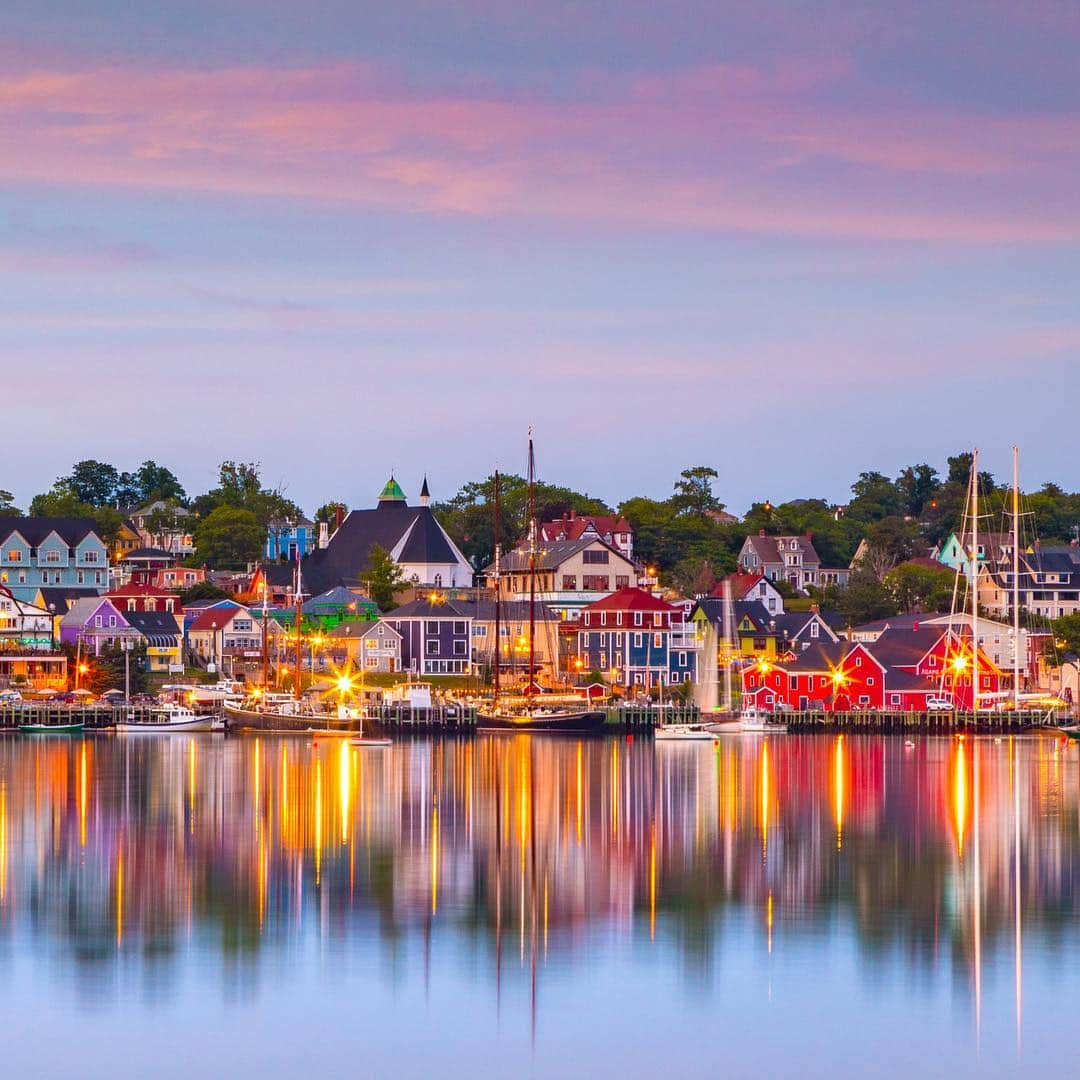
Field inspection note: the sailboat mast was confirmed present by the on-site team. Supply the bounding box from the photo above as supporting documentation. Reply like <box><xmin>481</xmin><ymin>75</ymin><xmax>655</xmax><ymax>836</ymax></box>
<box><xmin>1012</xmin><ymin>446</ymin><xmax>1021</xmax><ymax>712</ymax></box>
<box><xmin>493</xmin><ymin>469</ymin><xmax>502</xmax><ymax>701</ymax></box>
<box><xmin>527</xmin><ymin>434</ymin><xmax>537</xmax><ymax>707</ymax></box>
<box><xmin>261</xmin><ymin>564</ymin><xmax>269</xmax><ymax>689</ymax></box>
<box><xmin>294</xmin><ymin>551</ymin><xmax>303</xmax><ymax>700</ymax></box>
<box><xmin>722</xmin><ymin>576</ymin><xmax>734</xmax><ymax>712</ymax></box>
<box><xmin>971</xmin><ymin>448</ymin><xmax>980</xmax><ymax>715</ymax></box>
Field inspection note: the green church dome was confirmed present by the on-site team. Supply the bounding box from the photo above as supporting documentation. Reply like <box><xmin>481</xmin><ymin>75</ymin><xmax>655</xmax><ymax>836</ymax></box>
<box><xmin>378</xmin><ymin>476</ymin><xmax>407</xmax><ymax>503</ymax></box>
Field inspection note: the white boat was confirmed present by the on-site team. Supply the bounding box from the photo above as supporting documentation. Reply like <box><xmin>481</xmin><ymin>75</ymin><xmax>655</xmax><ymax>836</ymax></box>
<box><xmin>655</xmin><ymin>722</ymin><xmax>717</xmax><ymax>741</ymax></box>
<box><xmin>115</xmin><ymin>704</ymin><xmax>225</xmax><ymax>733</ymax></box>
<box><xmin>739</xmin><ymin>707</ymin><xmax>787</xmax><ymax>734</ymax></box>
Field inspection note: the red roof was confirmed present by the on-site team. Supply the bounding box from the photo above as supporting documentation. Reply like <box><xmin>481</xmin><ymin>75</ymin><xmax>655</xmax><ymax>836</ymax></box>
<box><xmin>539</xmin><ymin>513</ymin><xmax>632</xmax><ymax>543</ymax></box>
<box><xmin>189</xmin><ymin>604</ymin><xmax>244</xmax><ymax>631</ymax></box>
<box><xmin>711</xmin><ymin>572</ymin><xmax>767</xmax><ymax>600</ymax></box>
<box><xmin>582</xmin><ymin>586</ymin><xmax>677</xmax><ymax>614</ymax></box>
<box><xmin>107</xmin><ymin>581</ymin><xmax>180</xmax><ymax>599</ymax></box>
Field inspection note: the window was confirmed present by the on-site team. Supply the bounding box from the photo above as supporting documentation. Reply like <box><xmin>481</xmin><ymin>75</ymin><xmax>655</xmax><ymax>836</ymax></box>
<box><xmin>44</xmin><ymin>549</ymin><xmax>61</xmax><ymax>563</ymax></box>
<box><xmin>854</xmin><ymin>656</ymin><xmax>861</xmax><ymax>667</ymax></box>
<box><xmin>678</xmin><ymin>652</ymin><xmax>687</xmax><ymax>666</ymax></box>
<box><xmin>77</xmin><ymin>571</ymin><xmax>85</xmax><ymax>584</ymax></box>
<box><xmin>867</xmin><ymin>676</ymin><xmax>875</xmax><ymax>685</ymax></box>
<box><xmin>890</xmin><ymin>694</ymin><xmax>901</xmax><ymax>706</ymax></box>
<box><xmin>5</xmin><ymin>550</ymin><xmax>22</xmax><ymax>562</ymax></box>
<box><xmin>809</xmin><ymin>621</ymin><xmax>819</xmax><ymax>638</ymax></box>
<box><xmin>426</xmin><ymin>640</ymin><xmax>439</xmax><ymax>656</ymax></box>
<box><xmin>453</xmin><ymin>640</ymin><xmax>467</xmax><ymax>656</ymax></box>
<box><xmin>83</xmin><ymin>551</ymin><xmax>99</xmax><ymax>564</ymax></box>
<box><xmin>653</xmin><ymin>613</ymin><xmax>662</xmax><ymax>627</ymax></box>
<box><xmin>108</xmin><ymin>615</ymin><xmax>117</xmax><ymax>627</ymax></box>
<box><xmin>95</xmin><ymin>615</ymin><xmax>103</xmax><ymax>627</ymax></box>
<box><xmin>582</xmin><ymin>549</ymin><xmax>609</xmax><ymax>564</ymax></box>
<box><xmin>634</xmin><ymin>633</ymin><xmax>643</xmax><ymax>647</ymax></box>
<box><xmin>615</xmin><ymin>575</ymin><xmax>629</xmax><ymax>588</ymax></box>
<box><xmin>858</xmin><ymin>695</ymin><xmax>870</xmax><ymax>704</ymax></box>
<box><xmin>426</xmin><ymin>621</ymin><xmax>439</xmax><ymax>633</ymax></box>
<box><xmin>582</xmin><ymin>575</ymin><xmax>609</xmax><ymax>591</ymax></box>
<box><xmin>127</xmin><ymin>600</ymin><xmax>136</xmax><ymax>611</ymax></box>
<box><xmin>654</xmin><ymin>633</ymin><xmax>663</xmax><ymax>648</ymax></box>
<box><xmin>562</xmin><ymin>575</ymin><xmax>577</xmax><ymax>590</ymax></box>
<box><xmin>634</xmin><ymin>611</ymin><xmax>643</xmax><ymax>626</ymax></box>
<box><xmin>600</xmin><ymin>652</ymin><xmax>607</xmax><ymax>668</ymax></box>
<box><xmin>366</xmin><ymin>657</ymin><xmax>379</xmax><ymax>669</ymax></box>
<box><xmin>453</xmin><ymin>621</ymin><xmax>466</xmax><ymax>635</ymax></box>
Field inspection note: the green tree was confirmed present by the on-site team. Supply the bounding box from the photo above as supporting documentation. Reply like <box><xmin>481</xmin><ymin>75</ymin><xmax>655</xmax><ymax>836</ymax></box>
<box><xmin>857</xmin><ymin>516</ymin><xmax>921</xmax><ymax>580</ymax></box>
<box><xmin>885</xmin><ymin>562</ymin><xmax>957</xmax><ymax>613</ymax></box>
<box><xmin>362</xmin><ymin>544</ymin><xmax>410</xmax><ymax>611</ymax></box>
<box><xmin>30</xmin><ymin>480</ymin><xmax>91</xmax><ymax>517</ymax></box>
<box><xmin>896</xmin><ymin>463</ymin><xmax>940</xmax><ymax>518</ymax></box>
<box><xmin>834</xmin><ymin>568</ymin><xmax>898</xmax><ymax>626</ymax></box>
<box><xmin>0</xmin><ymin>490</ymin><xmax>19</xmax><ymax>516</ymax></box>
<box><xmin>847</xmin><ymin>471</ymin><xmax>904</xmax><ymax>523</ymax></box>
<box><xmin>66</xmin><ymin>459</ymin><xmax>120</xmax><ymax>505</ymax></box>
<box><xmin>134</xmin><ymin>460</ymin><xmax>187</xmax><ymax>504</ymax></box>
<box><xmin>671</xmin><ymin>466</ymin><xmax>721</xmax><ymax>516</ymax></box>
<box><xmin>315</xmin><ymin>501</ymin><xmax>349</xmax><ymax>524</ymax></box>
<box><xmin>193</xmin><ymin>461</ymin><xmax>303</xmax><ymax>528</ymax></box>
<box><xmin>193</xmin><ymin>506</ymin><xmax>263</xmax><ymax>569</ymax></box>
<box><xmin>82</xmin><ymin>644</ymin><xmax>150</xmax><ymax>696</ymax></box>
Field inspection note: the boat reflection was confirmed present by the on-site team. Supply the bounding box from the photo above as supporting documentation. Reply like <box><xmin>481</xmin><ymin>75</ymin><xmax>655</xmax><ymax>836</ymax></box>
<box><xmin>0</xmin><ymin>732</ymin><xmax>1075</xmax><ymax>1034</ymax></box>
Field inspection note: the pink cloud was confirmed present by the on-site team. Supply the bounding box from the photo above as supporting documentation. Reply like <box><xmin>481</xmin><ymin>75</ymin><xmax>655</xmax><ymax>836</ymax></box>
<box><xmin>0</xmin><ymin>58</ymin><xmax>1078</xmax><ymax>241</ymax></box>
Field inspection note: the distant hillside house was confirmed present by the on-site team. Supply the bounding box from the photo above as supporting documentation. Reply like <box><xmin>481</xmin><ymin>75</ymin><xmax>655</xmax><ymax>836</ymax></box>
<box><xmin>295</xmin><ymin>477</ymin><xmax>473</xmax><ymax>595</ymax></box>
<box><xmin>737</xmin><ymin>531</ymin><xmax>850</xmax><ymax>594</ymax></box>
<box><xmin>266</xmin><ymin>517</ymin><xmax>316</xmax><ymax>562</ymax></box>
<box><xmin>128</xmin><ymin>501</ymin><xmax>195</xmax><ymax>556</ymax></box>
<box><xmin>0</xmin><ymin>518</ymin><xmax>109</xmax><ymax>603</ymax></box>
<box><xmin>538</xmin><ymin>511</ymin><xmax>634</xmax><ymax>561</ymax></box>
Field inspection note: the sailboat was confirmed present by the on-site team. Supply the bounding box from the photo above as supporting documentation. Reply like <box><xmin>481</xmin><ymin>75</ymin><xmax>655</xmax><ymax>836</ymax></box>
<box><xmin>477</xmin><ymin>438</ymin><xmax>606</xmax><ymax>734</ymax></box>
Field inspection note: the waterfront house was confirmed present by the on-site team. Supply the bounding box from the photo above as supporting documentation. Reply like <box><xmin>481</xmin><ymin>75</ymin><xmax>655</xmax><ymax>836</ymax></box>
<box><xmin>737</xmin><ymin>531</ymin><xmax>850</xmax><ymax>593</ymax></box>
<box><xmin>0</xmin><ymin>584</ymin><xmax>52</xmax><ymax>648</ymax></box>
<box><xmin>575</xmin><ymin>586</ymin><xmax>699</xmax><ymax>691</ymax></box>
<box><xmin>59</xmin><ymin>597</ymin><xmax>131</xmax><ymax>653</ymax></box>
<box><xmin>383</xmin><ymin>595</ymin><xmax>474</xmax><ymax>676</ymax></box>
<box><xmin>187</xmin><ymin>603</ymin><xmax>266</xmax><ymax>673</ymax></box>
<box><xmin>124</xmin><ymin>609</ymin><xmax>184</xmax><ymax>672</ymax></box>
<box><xmin>742</xmin><ymin>624</ymin><xmax>1003</xmax><ymax>712</ymax></box>
<box><xmin>296</xmin><ymin>477</ymin><xmax>473</xmax><ymax>594</ymax></box>
<box><xmin>357</xmin><ymin>621</ymin><xmax>402</xmax><ymax>673</ymax></box>
<box><xmin>494</xmin><ymin>536</ymin><xmax>636</xmax><ymax>621</ymax></box>
<box><xmin>979</xmin><ymin>544</ymin><xmax>1080</xmax><ymax>621</ymax></box>
<box><xmin>0</xmin><ymin>517</ymin><xmax>109</xmax><ymax>603</ymax></box>
<box><xmin>538</xmin><ymin>511</ymin><xmax>635</xmax><ymax>561</ymax></box>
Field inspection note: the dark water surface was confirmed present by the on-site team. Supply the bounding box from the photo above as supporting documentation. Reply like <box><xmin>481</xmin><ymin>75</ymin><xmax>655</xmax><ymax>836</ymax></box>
<box><xmin>1</xmin><ymin>731</ymin><xmax>1077</xmax><ymax>1078</ymax></box>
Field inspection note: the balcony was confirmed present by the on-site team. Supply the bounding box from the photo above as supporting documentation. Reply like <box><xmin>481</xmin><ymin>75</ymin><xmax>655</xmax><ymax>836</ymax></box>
<box><xmin>670</xmin><ymin>631</ymin><xmax>704</xmax><ymax>650</ymax></box>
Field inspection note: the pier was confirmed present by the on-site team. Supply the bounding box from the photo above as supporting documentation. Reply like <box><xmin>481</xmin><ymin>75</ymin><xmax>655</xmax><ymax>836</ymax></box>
<box><xmin>779</xmin><ymin>709</ymin><xmax>1061</xmax><ymax>734</ymax></box>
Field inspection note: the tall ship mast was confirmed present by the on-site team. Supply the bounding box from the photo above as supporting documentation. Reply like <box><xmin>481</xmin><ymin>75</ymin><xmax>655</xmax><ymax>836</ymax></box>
<box><xmin>477</xmin><ymin>431</ymin><xmax>605</xmax><ymax>734</ymax></box>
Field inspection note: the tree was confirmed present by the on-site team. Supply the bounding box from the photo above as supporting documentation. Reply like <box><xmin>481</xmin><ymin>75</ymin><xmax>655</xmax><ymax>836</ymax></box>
<box><xmin>193</xmin><ymin>506</ymin><xmax>263</xmax><ymax>569</ymax></box>
<box><xmin>362</xmin><ymin>544</ymin><xmax>410</xmax><ymax>611</ymax></box>
<box><xmin>0</xmin><ymin>490</ymin><xmax>19</xmax><ymax>516</ymax></box>
<box><xmin>82</xmin><ymin>644</ymin><xmax>150</xmax><ymax>696</ymax></box>
<box><xmin>669</xmin><ymin>556</ymin><xmax>718</xmax><ymax>598</ymax></box>
<box><xmin>193</xmin><ymin>460</ymin><xmax>303</xmax><ymax>528</ymax></box>
<box><xmin>857</xmin><ymin>516</ymin><xmax>920</xmax><ymax>580</ymax></box>
<box><xmin>66</xmin><ymin>460</ymin><xmax>120</xmax><ymax>506</ymax></box>
<box><xmin>834</xmin><ymin>569</ymin><xmax>898</xmax><ymax>626</ymax></box>
<box><xmin>30</xmin><ymin>480</ymin><xmax>91</xmax><ymax>517</ymax></box>
<box><xmin>847</xmin><ymin>471</ymin><xmax>904</xmax><ymax>523</ymax></box>
<box><xmin>896</xmin><ymin>463</ymin><xmax>940</xmax><ymax>518</ymax></box>
<box><xmin>671</xmin><ymin>466</ymin><xmax>721</xmax><ymax>516</ymax></box>
<box><xmin>134</xmin><ymin>460</ymin><xmax>187</xmax><ymax>504</ymax></box>
<box><xmin>315</xmin><ymin>501</ymin><xmax>349</xmax><ymax>524</ymax></box>
<box><xmin>885</xmin><ymin>562</ymin><xmax>957</xmax><ymax>613</ymax></box>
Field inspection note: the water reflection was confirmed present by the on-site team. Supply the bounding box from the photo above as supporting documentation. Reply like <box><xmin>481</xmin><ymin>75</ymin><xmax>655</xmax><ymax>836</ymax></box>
<box><xmin>1</xmin><ymin>732</ymin><xmax>1078</xmax><ymax>1073</ymax></box>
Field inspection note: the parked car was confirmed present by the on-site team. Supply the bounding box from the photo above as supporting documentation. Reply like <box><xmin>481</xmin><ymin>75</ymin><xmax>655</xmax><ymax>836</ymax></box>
<box><xmin>926</xmin><ymin>696</ymin><xmax>954</xmax><ymax>711</ymax></box>
<box><xmin>50</xmin><ymin>692</ymin><xmax>80</xmax><ymax>705</ymax></box>
<box><xmin>0</xmin><ymin>689</ymin><xmax>22</xmax><ymax>704</ymax></box>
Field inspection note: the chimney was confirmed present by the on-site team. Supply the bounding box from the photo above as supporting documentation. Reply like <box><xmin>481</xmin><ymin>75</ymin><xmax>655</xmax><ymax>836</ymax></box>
<box><xmin>759</xmin><ymin>529</ymin><xmax>766</xmax><ymax>537</ymax></box>
<box><xmin>810</xmin><ymin>603</ymin><xmax>819</xmax><ymax>614</ymax></box>
<box><xmin>318</xmin><ymin>521</ymin><xmax>329</xmax><ymax>549</ymax></box>
<box><xmin>334</xmin><ymin>506</ymin><xmax>345</xmax><ymax>532</ymax></box>
<box><xmin>570</xmin><ymin>510</ymin><xmax>577</xmax><ymax>521</ymax></box>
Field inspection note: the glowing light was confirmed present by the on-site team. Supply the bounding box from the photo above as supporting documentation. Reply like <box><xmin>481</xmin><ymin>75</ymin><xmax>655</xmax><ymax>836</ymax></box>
<box><xmin>953</xmin><ymin>741</ymin><xmax>969</xmax><ymax>855</ymax></box>
<box><xmin>336</xmin><ymin>673</ymin><xmax>354</xmax><ymax>695</ymax></box>
<box><xmin>79</xmin><ymin>743</ymin><xmax>88</xmax><ymax>847</ymax></box>
<box><xmin>758</xmin><ymin>660</ymin><xmax>772</xmax><ymax>675</ymax></box>
<box><xmin>952</xmin><ymin>654</ymin><xmax>969</xmax><ymax>674</ymax></box>
<box><xmin>78</xmin><ymin>663</ymin><xmax>88</xmax><ymax>675</ymax></box>
<box><xmin>831</xmin><ymin>669</ymin><xmax>846</xmax><ymax>686</ymax></box>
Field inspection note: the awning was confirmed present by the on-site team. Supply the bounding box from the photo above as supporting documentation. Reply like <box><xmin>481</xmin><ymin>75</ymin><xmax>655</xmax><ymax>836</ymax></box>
<box><xmin>141</xmin><ymin>634</ymin><xmax>180</xmax><ymax>648</ymax></box>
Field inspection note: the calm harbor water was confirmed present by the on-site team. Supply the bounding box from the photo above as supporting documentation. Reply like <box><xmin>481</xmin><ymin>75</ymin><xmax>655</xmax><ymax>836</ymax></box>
<box><xmin>1</xmin><ymin>731</ymin><xmax>1078</xmax><ymax>1078</ymax></box>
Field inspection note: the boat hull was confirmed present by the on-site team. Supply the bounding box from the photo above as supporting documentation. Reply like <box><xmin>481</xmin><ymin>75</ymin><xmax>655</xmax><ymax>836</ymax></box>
<box><xmin>115</xmin><ymin>715</ymin><xmax>223</xmax><ymax>733</ymax></box>
<box><xmin>655</xmin><ymin>725</ymin><xmax>717</xmax><ymax>741</ymax></box>
<box><xmin>20</xmin><ymin>723</ymin><xmax>85</xmax><ymax>734</ymax></box>
<box><xmin>224</xmin><ymin>702</ymin><xmax>375</xmax><ymax>734</ymax></box>
<box><xmin>476</xmin><ymin>709</ymin><xmax>607</xmax><ymax>734</ymax></box>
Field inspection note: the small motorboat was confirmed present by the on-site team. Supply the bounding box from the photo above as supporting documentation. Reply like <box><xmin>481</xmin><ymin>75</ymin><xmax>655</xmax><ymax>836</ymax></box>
<box><xmin>115</xmin><ymin>704</ymin><xmax>224</xmax><ymax>733</ymax></box>
<box><xmin>655</xmin><ymin>722</ymin><xmax>717</xmax><ymax>741</ymax></box>
<box><xmin>349</xmin><ymin>736</ymin><xmax>392</xmax><ymax>748</ymax></box>
<box><xmin>20</xmin><ymin>721</ymin><xmax>85</xmax><ymax>735</ymax></box>
<box><xmin>739</xmin><ymin>707</ymin><xmax>787</xmax><ymax>734</ymax></box>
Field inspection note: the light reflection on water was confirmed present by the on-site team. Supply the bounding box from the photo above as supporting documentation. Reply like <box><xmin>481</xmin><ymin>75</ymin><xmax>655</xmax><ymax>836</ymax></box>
<box><xmin>1</xmin><ymin>732</ymin><xmax>1078</xmax><ymax>1078</ymax></box>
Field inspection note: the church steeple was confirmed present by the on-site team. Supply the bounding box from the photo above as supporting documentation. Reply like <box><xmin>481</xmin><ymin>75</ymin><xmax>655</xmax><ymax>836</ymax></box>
<box><xmin>419</xmin><ymin>475</ymin><xmax>430</xmax><ymax>507</ymax></box>
<box><xmin>378</xmin><ymin>475</ymin><xmax>407</xmax><ymax>506</ymax></box>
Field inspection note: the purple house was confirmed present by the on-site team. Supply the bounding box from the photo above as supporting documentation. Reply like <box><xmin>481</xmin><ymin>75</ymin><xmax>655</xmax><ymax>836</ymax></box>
<box><xmin>59</xmin><ymin>596</ymin><xmax>131</xmax><ymax>653</ymax></box>
<box><xmin>383</xmin><ymin>597</ymin><xmax>472</xmax><ymax>676</ymax></box>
